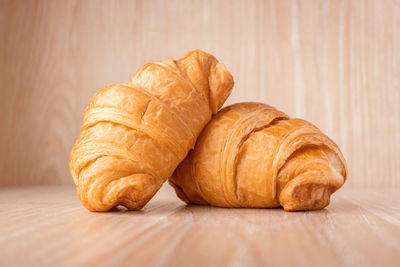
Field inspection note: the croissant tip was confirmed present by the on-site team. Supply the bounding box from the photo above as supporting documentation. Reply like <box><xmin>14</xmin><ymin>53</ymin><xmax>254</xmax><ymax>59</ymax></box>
<box><xmin>168</xmin><ymin>179</ymin><xmax>192</xmax><ymax>205</ymax></box>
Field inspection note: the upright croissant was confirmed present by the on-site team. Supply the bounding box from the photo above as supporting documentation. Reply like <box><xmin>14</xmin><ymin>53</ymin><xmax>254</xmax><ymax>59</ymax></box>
<box><xmin>170</xmin><ymin>102</ymin><xmax>347</xmax><ymax>211</ymax></box>
<box><xmin>70</xmin><ymin>50</ymin><xmax>234</xmax><ymax>211</ymax></box>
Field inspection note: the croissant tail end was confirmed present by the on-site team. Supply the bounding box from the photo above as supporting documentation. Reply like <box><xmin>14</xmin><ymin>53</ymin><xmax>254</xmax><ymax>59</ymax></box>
<box><xmin>116</xmin><ymin>185</ymin><xmax>160</xmax><ymax>211</ymax></box>
<box><xmin>168</xmin><ymin>179</ymin><xmax>192</xmax><ymax>205</ymax></box>
<box><xmin>279</xmin><ymin>175</ymin><xmax>332</xmax><ymax>211</ymax></box>
<box><xmin>169</xmin><ymin>162</ymin><xmax>208</xmax><ymax>205</ymax></box>
<box><xmin>78</xmin><ymin>174</ymin><xmax>163</xmax><ymax>212</ymax></box>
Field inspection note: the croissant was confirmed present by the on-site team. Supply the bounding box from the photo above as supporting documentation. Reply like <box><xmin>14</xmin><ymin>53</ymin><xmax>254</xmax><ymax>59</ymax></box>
<box><xmin>70</xmin><ymin>50</ymin><xmax>234</xmax><ymax>211</ymax></box>
<box><xmin>169</xmin><ymin>102</ymin><xmax>347</xmax><ymax>211</ymax></box>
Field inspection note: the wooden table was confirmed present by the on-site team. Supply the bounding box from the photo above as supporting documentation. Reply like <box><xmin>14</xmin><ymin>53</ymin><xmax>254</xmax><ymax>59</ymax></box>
<box><xmin>1</xmin><ymin>185</ymin><xmax>399</xmax><ymax>267</ymax></box>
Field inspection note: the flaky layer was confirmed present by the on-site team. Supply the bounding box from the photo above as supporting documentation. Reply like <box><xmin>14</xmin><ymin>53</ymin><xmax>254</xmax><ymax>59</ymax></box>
<box><xmin>169</xmin><ymin>102</ymin><xmax>347</xmax><ymax>211</ymax></box>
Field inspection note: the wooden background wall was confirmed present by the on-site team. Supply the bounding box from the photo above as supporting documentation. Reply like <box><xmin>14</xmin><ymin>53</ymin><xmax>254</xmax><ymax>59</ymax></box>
<box><xmin>1</xmin><ymin>0</ymin><xmax>399</xmax><ymax>188</ymax></box>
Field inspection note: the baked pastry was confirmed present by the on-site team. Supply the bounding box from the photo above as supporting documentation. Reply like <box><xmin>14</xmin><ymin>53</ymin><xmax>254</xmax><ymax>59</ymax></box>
<box><xmin>70</xmin><ymin>50</ymin><xmax>234</xmax><ymax>211</ymax></box>
<box><xmin>169</xmin><ymin>102</ymin><xmax>347</xmax><ymax>211</ymax></box>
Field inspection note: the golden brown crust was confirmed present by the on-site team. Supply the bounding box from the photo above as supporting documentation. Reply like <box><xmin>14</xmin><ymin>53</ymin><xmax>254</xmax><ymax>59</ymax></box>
<box><xmin>70</xmin><ymin>50</ymin><xmax>233</xmax><ymax>211</ymax></box>
<box><xmin>169</xmin><ymin>102</ymin><xmax>347</xmax><ymax>211</ymax></box>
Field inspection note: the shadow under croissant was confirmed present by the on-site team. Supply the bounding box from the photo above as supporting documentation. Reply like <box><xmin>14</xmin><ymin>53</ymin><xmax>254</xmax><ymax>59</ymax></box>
<box><xmin>175</xmin><ymin>188</ymin><xmax>360</xmax><ymax>213</ymax></box>
<box><xmin>170</xmin><ymin>195</ymin><xmax>360</xmax><ymax>220</ymax></box>
<box><xmin>93</xmin><ymin>186</ymin><xmax>357</xmax><ymax>216</ymax></box>
<box><xmin>107</xmin><ymin>192</ymin><xmax>335</xmax><ymax>214</ymax></box>
<box><xmin>170</xmin><ymin>176</ymin><xmax>337</xmax><ymax>212</ymax></box>
<box><xmin>166</xmin><ymin>204</ymin><xmax>331</xmax><ymax>233</ymax></box>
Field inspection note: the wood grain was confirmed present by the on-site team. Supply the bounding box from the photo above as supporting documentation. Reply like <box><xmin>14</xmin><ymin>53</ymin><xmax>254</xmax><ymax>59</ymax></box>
<box><xmin>0</xmin><ymin>0</ymin><xmax>399</xmax><ymax>187</ymax></box>
<box><xmin>0</xmin><ymin>185</ymin><xmax>399</xmax><ymax>267</ymax></box>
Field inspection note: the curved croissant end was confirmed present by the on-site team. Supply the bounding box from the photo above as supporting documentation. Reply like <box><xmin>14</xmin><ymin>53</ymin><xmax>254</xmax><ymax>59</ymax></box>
<box><xmin>70</xmin><ymin>50</ymin><xmax>234</xmax><ymax>211</ymax></box>
<box><xmin>169</xmin><ymin>102</ymin><xmax>347</xmax><ymax>211</ymax></box>
<box><xmin>176</xmin><ymin>50</ymin><xmax>234</xmax><ymax>114</ymax></box>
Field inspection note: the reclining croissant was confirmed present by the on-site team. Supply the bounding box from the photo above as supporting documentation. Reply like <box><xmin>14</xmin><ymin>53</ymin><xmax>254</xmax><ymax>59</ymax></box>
<box><xmin>70</xmin><ymin>50</ymin><xmax>234</xmax><ymax>211</ymax></box>
<box><xmin>170</xmin><ymin>102</ymin><xmax>347</xmax><ymax>211</ymax></box>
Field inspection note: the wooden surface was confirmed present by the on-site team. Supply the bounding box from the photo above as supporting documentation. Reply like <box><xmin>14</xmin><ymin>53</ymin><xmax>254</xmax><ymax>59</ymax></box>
<box><xmin>1</xmin><ymin>0</ymin><xmax>400</xmax><ymax>187</ymax></box>
<box><xmin>0</xmin><ymin>185</ymin><xmax>399</xmax><ymax>267</ymax></box>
